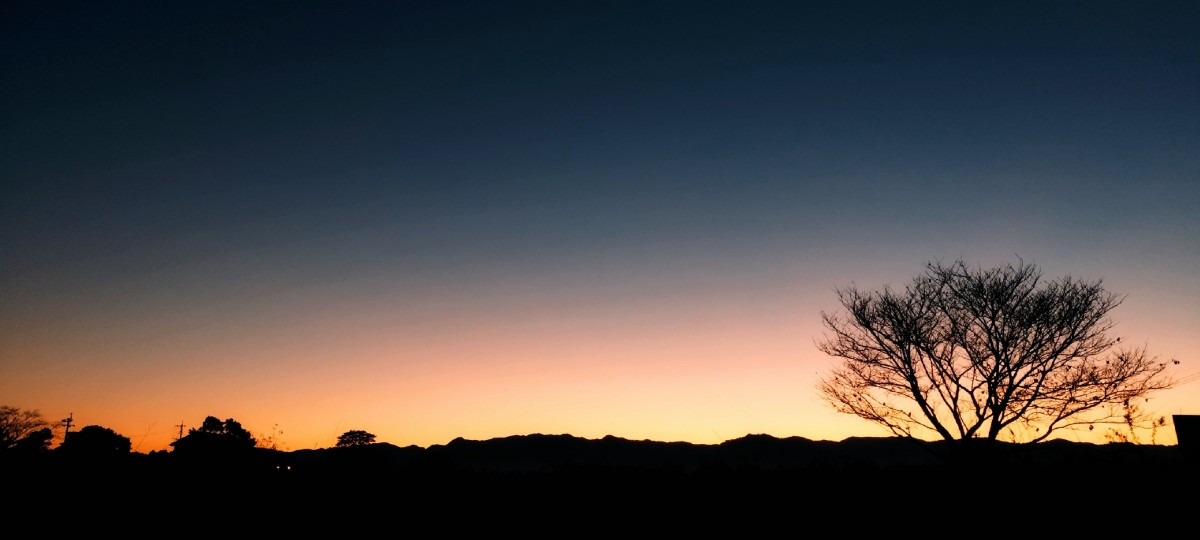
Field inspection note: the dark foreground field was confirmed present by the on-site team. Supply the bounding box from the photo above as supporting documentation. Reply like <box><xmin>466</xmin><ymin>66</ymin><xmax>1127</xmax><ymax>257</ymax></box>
<box><xmin>9</xmin><ymin>434</ymin><xmax>1197</xmax><ymax>532</ymax></box>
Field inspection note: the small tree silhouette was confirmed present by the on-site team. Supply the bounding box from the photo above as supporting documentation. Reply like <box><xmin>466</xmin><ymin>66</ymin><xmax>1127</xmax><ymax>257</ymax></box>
<box><xmin>335</xmin><ymin>430</ymin><xmax>377</xmax><ymax>447</ymax></box>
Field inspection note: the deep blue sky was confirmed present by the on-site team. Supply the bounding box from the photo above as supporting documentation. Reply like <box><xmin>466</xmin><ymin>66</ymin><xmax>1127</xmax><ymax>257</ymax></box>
<box><xmin>3</xmin><ymin>1</ymin><xmax>1198</xmax><ymax>449</ymax></box>
<box><xmin>6</xmin><ymin>1</ymin><xmax>1196</xmax><ymax>284</ymax></box>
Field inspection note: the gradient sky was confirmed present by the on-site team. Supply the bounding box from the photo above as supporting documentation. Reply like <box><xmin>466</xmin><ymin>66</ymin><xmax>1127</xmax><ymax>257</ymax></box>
<box><xmin>3</xmin><ymin>1</ymin><xmax>1198</xmax><ymax>453</ymax></box>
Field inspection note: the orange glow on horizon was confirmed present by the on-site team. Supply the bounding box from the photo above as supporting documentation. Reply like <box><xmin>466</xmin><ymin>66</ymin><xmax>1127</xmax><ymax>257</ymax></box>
<box><xmin>4</xmin><ymin>272</ymin><xmax>1195</xmax><ymax>454</ymax></box>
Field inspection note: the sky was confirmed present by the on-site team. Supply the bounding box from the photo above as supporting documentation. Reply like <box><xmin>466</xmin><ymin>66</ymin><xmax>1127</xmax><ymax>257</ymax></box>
<box><xmin>2</xmin><ymin>1</ymin><xmax>1198</xmax><ymax>453</ymax></box>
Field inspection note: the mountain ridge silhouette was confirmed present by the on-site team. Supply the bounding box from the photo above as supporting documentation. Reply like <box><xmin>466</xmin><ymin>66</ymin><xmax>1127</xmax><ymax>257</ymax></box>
<box><xmin>267</xmin><ymin>431</ymin><xmax>1192</xmax><ymax>476</ymax></box>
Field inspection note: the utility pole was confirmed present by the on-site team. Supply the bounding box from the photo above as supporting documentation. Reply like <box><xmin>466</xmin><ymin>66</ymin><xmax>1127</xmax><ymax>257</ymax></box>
<box><xmin>61</xmin><ymin>413</ymin><xmax>74</xmax><ymax>444</ymax></box>
<box><xmin>175</xmin><ymin>421</ymin><xmax>186</xmax><ymax>441</ymax></box>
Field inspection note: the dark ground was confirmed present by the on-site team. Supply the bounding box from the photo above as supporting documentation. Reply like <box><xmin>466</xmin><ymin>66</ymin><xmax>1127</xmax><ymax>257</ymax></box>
<box><xmin>8</xmin><ymin>434</ymin><xmax>1196</xmax><ymax>533</ymax></box>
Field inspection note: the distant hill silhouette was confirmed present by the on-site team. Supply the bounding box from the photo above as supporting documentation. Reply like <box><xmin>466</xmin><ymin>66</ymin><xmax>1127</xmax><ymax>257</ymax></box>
<box><xmin>278</xmin><ymin>432</ymin><xmax>1193</xmax><ymax>474</ymax></box>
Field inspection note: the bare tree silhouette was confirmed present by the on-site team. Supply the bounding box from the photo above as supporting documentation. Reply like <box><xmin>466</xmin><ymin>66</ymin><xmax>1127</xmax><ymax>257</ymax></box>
<box><xmin>817</xmin><ymin>258</ymin><xmax>1178</xmax><ymax>445</ymax></box>
<box><xmin>0</xmin><ymin>406</ymin><xmax>53</xmax><ymax>452</ymax></box>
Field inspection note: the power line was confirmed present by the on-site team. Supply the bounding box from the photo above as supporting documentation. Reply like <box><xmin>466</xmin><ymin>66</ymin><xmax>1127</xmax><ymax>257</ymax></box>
<box><xmin>1176</xmin><ymin>370</ymin><xmax>1200</xmax><ymax>386</ymax></box>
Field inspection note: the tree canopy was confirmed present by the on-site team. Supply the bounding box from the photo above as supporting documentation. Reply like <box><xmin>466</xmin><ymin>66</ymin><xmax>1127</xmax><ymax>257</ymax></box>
<box><xmin>58</xmin><ymin>425</ymin><xmax>132</xmax><ymax>456</ymax></box>
<box><xmin>816</xmin><ymin>258</ymin><xmax>1178</xmax><ymax>444</ymax></box>
<box><xmin>171</xmin><ymin>416</ymin><xmax>257</xmax><ymax>454</ymax></box>
<box><xmin>335</xmin><ymin>430</ymin><xmax>377</xmax><ymax>447</ymax></box>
